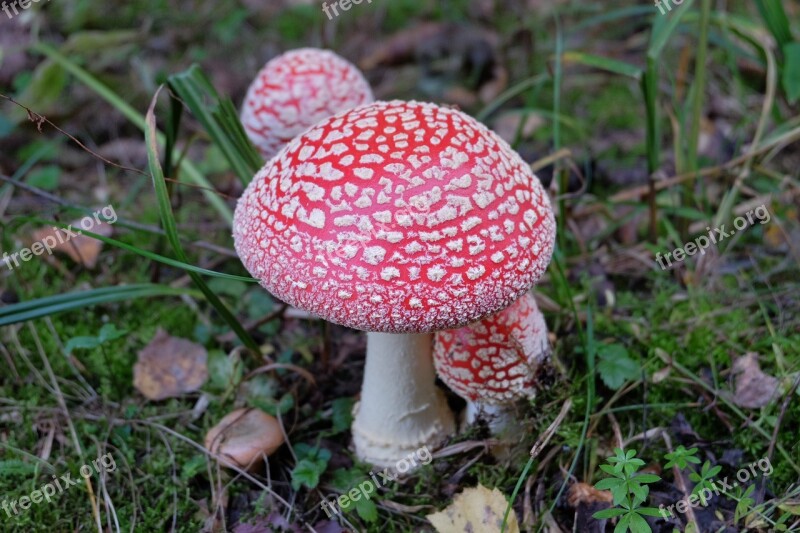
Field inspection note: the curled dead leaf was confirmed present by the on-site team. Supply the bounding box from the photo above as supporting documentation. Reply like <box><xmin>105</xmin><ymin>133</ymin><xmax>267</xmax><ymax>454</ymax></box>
<box><xmin>427</xmin><ymin>484</ymin><xmax>519</xmax><ymax>533</ymax></box>
<box><xmin>567</xmin><ymin>482</ymin><xmax>612</xmax><ymax>507</ymax></box>
<box><xmin>134</xmin><ymin>328</ymin><xmax>208</xmax><ymax>401</ymax></box>
<box><xmin>731</xmin><ymin>353</ymin><xmax>780</xmax><ymax>409</ymax></box>
<box><xmin>30</xmin><ymin>219</ymin><xmax>113</xmax><ymax>269</ymax></box>
<box><xmin>205</xmin><ymin>408</ymin><xmax>284</xmax><ymax>471</ymax></box>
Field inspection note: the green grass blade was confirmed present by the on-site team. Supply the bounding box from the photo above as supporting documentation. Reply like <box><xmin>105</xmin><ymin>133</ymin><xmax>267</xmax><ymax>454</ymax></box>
<box><xmin>168</xmin><ymin>65</ymin><xmax>263</xmax><ymax>186</ymax></box>
<box><xmin>0</xmin><ymin>284</ymin><xmax>198</xmax><ymax>326</ymax></box>
<box><xmin>145</xmin><ymin>88</ymin><xmax>260</xmax><ymax>353</ymax></box>
<box><xmin>15</xmin><ymin>216</ymin><xmax>256</xmax><ymax>283</ymax></box>
<box><xmin>561</xmin><ymin>51</ymin><xmax>642</xmax><ymax>80</ymax></box>
<box><xmin>753</xmin><ymin>0</ymin><xmax>792</xmax><ymax>48</ymax></box>
<box><xmin>475</xmin><ymin>73</ymin><xmax>549</xmax><ymax>122</ymax></box>
<box><xmin>30</xmin><ymin>42</ymin><xmax>233</xmax><ymax>224</ymax></box>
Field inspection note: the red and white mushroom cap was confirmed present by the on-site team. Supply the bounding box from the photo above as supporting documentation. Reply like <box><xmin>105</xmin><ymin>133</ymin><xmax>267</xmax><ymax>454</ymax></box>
<box><xmin>240</xmin><ymin>48</ymin><xmax>373</xmax><ymax>160</ymax></box>
<box><xmin>233</xmin><ymin>100</ymin><xmax>556</xmax><ymax>333</ymax></box>
<box><xmin>433</xmin><ymin>292</ymin><xmax>549</xmax><ymax>403</ymax></box>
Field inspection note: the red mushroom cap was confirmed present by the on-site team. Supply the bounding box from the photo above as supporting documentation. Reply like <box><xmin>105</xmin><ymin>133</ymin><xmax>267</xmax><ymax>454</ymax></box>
<box><xmin>240</xmin><ymin>48</ymin><xmax>373</xmax><ymax>160</ymax></box>
<box><xmin>233</xmin><ymin>100</ymin><xmax>556</xmax><ymax>333</ymax></box>
<box><xmin>433</xmin><ymin>292</ymin><xmax>548</xmax><ymax>403</ymax></box>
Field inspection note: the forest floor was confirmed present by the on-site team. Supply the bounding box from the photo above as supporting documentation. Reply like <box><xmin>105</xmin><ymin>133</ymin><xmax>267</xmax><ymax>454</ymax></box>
<box><xmin>0</xmin><ymin>0</ymin><xmax>799</xmax><ymax>531</ymax></box>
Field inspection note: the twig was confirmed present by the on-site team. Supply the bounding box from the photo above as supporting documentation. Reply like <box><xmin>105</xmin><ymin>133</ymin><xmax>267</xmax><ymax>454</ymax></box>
<box><xmin>530</xmin><ymin>398</ymin><xmax>572</xmax><ymax>460</ymax></box>
<box><xmin>0</xmin><ymin>173</ymin><xmax>238</xmax><ymax>258</ymax></box>
<box><xmin>0</xmin><ymin>93</ymin><xmax>236</xmax><ymax>200</ymax></box>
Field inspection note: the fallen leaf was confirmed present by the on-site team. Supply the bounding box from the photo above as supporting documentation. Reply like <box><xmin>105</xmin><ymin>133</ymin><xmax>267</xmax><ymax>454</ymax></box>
<box><xmin>568</xmin><ymin>482</ymin><xmax>612</xmax><ymax>507</ymax></box>
<box><xmin>779</xmin><ymin>499</ymin><xmax>800</xmax><ymax>516</ymax></box>
<box><xmin>134</xmin><ymin>329</ymin><xmax>208</xmax><ymax>401</ymax></box>
<box><xmin>31</xmin><ymin>219</ymin><xmax>112</xmax><ymax>269</ymax></box>
<box><xmin>205</xmin><ymin>408</ymin><xmax>284</xmax><ymax>471</ymax></box>
<box><xmin>731</xmin><ymin>353</ymin><xmax>780</xmax><ymax>409</ymax></box>
<box><xmin>427</xmin><ymin>484</ymin><xmax>519</xmax><ymax>533</ymax></box>
<box><xmin>652</xmin><ymin>366</ymin><xmax>671</xmax><ymax>384</ymax></box>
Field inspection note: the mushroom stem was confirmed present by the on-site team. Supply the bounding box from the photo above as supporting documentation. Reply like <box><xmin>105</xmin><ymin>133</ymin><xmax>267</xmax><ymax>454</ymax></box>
<box><xmin>464</xmin><ymin>401</ymin><xmax>513</xmax><ymax>433</ymax></box>
<box><xmin>352</xmin><ymin>332</ymin><xmax>455</xmax><ymax>467</ymax></box>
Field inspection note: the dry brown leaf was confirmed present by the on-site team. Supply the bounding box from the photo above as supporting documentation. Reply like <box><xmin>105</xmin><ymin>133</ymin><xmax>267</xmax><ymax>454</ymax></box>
<box><xmin>134</xmin><ymin>328</ymin><xmax>208</xmax><ymax>401</ymax></box>
<box><xmin>731</xmin><ymin>352</ymin><xmax>780</xmax><ymax>409</ymax></box>
<box><xmin>427</xmin><ymin>484</ymin><xmax>519</xmax><ymax>533</ymax></box>
<box><xmin>652</xmin><ymin>366</ymin><xmax>671</xmax><ymax>384</ymax></box>
<box><xmin>31</xmin><ymin>220</ymin><xmax>112</xmax><ymax>269</ymax></box>
<box><xmin>205</xmin><ymin>408</ymin><xmax>284</xmax><ymax>470</ymax></box>
<box><xmin>567</xmin><ymin>482</ymin><xmax>612</xmax><ymax>507</ymax></box>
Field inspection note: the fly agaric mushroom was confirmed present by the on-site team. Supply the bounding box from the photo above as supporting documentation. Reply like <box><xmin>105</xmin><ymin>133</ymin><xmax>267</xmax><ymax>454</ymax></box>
<box><xmin>433</xmin><ymin>292</ymin><xmax>550</xmax><ymax>430</ymax></box>
<box><xmin>240</xmin><ymin>48</ymin><xmax>374</xmax><ymax>160</ymax></box>
<box><xmin>233</xmin><ymin>100</ymin><xmax>555</xmax><ymax>466</ymax></box>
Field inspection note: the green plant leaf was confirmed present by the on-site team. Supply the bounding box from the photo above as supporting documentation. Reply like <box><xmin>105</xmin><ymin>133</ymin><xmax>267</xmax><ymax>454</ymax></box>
<box><xmin>782</xmin><ymin>42</ymin><xmax>800</xmax><ymax>104</ymax></box>
<box><xmin>594</xmin><ymin>507</ymin><xmax>627</xmax><ymax>519</ymax></box>
<box><xmin>290</xmin><ymin>444</ymin><xmax>331</xmax><ymax>490</ymax></box>
<box><xmin>11</xmin><ymin>59</ymin><xmax>66</xmax><ymax>122</ymax></box>
<box><xmin>664</xmin><ymin>445</ymin><xmax>700</xmax><ymax>470</ymax></box>
<box><xmin>597</xmin><ymin>344</ymin><xmax>640</xmax><ymax>389</ymax></box>
<box><xmin>331</xmin><ymin>397</ymin><xmax>355</xmax><ymax>434</ymax></box>
<box><xmin>291</xmin><ymin>458</ymin><xmax>327</xmax><ymax>490</ymax></box>
<box><xmin>355</xmin><ymin>497</ymin><xmax>378</xmax><ymax>522</ymax></box>
<box><xmin>207</xmin><ymin>349</ymin><xmax>243</xmax><ymax>392</ymax></box>
<box><xmin>596</xmin><ymin>478</ymin><xmax>625</xmax><ymax>490</ymax></box>
<box><xmin>637</xmin><ymin>507</ymin><xmax>664</xmax><ymax>517</ymax></box>
<box><xmin>627</xmin><ymin>511</ymin><xmax>652</xmax><ymax>533</ymax></box>
<box><xmin>26</xmin><ymin>165</ymin><xmax>60</xmax><ymax>190</ymax></box>
<box><xmin>64</xmin><ymin>323</ymin><xmax>127</xmax><ymax>353</ymax></box>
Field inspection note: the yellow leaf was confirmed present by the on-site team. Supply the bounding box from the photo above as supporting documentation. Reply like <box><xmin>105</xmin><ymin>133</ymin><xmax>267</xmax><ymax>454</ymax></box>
<box><xmin>427</xmin><ymin>484</ymin><xmax>519</xmax><ymax>533</ymax></box>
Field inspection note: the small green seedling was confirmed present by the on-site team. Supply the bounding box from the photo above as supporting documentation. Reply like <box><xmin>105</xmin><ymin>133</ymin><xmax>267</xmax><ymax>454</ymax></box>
<box><xmin>663</xmin><ymin>445</ymin><xmax>701</xmax><ymax>471</ymax></box>
<box><xmin>593</xmin><ymin>448</ymin><xmax>662</xmax><ymax>533</ymax></box>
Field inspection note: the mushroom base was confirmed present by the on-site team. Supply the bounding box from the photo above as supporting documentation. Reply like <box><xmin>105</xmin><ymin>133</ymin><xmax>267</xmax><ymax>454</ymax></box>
<box><xmin>464</xmin><ymin>401</ymin><xmax>514</xmax><ymax>433</ymax></box>
<box><xmin>351</xmin><ymin>332</ymin><xmax>455</xmax><ymax>468</ymax></box>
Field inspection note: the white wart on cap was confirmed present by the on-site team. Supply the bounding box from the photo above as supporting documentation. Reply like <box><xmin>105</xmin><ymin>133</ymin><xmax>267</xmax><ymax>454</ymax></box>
<box><xmin>233</xmin><ymin>100</ymin><xmax>556</xmax><ymax>334</ymax></box>
<box><xmin>240</xmin><ymin>48</ymin><xmax>374</xmax><ymax>160</ymax></box>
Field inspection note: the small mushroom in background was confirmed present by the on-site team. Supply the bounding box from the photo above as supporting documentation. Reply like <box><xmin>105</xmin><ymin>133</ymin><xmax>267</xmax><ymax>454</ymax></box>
<box><xmin>233</xmin><ymin>100</ymin><xmax>556</xmax><ymax>467</ymax></box>
<box><xmin>433</xmin><ymin>292</ymin><xmax>551</xmax><ymax>433</ymax></box>
<box><xmin>240</xmin><ymin>48</ymin><xmax>374</xmax><ymax>160</ymax></box>
<box><xmin>204</xmin><ymin>408</ymin><xmax>284</xmax><ymax>471</ymax></box>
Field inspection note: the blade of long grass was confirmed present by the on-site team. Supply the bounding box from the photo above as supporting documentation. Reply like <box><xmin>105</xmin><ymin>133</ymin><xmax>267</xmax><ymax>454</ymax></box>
<box><xmin>644</xmin><ymin>0</ymin><xmax>696</xmax><ymax>239</ymax></box>
<box><xmin>475</xmin><ymin>73</ymin><xmax>549</xmax><ymax>122</ymax></box>
<box><xmin>553</xmin><ymin>12</ymin><xmax>566</xmax><ymax>252</ymax></box>
<box><xmin>30</xmin><ymin>42</ymin><xmax>233</xmax><ymax>224</ymax></box>
<box><xmin>684</xmin><ymin>0</ymin><xmax>712</xmax><ymax>219</ymax></box>
<box><xmin>561</xmin><ymin>51</ymin><xmax>643</xmax><ymax>80</ymax></box>
<box><xmin>753</xmin><ymin>0</ymin><xmax>792</xmax><ymax>49</ymax></box>
<box><xmin>14</xmin><ymin>216</ymin><xmax>255</xmax><ymax>282</ymax></box>
<box><xmin>168</xmin><ymin>65</ymin><xmax>263</xmax><ymax>186</ymax></box>
<box><xmin>145</xmin><ymin>88</ymin><xmax>259</xmax><ymax>353</ymax></box>
<box><xmin>0</xmin><ymin>285</ymin><xmax>198</xmax><ymax>326</ymax></box>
